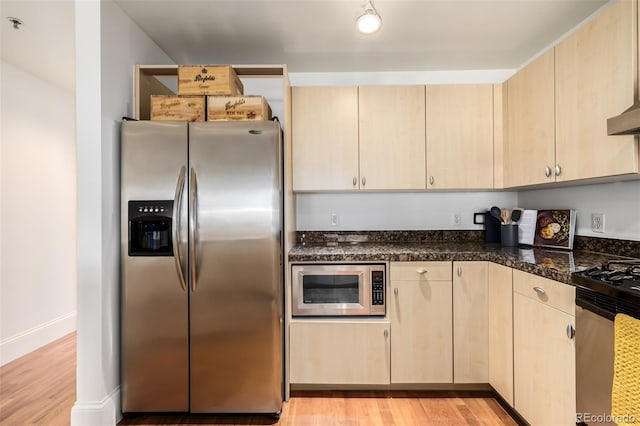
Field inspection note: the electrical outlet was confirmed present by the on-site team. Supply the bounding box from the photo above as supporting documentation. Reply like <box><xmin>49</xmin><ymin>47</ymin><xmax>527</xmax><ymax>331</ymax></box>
<box><xmin>591</xmin><ymin>213</ymin><xmax>605</xmax><ymax>233</ymax></box>
<box><xmin>330</xmin><ymin>213</ymin><xmax>339</xmax><ymax>227</ymax></box>
<box><xmin>452</xmin><ymin>212</ymin><xmax>462</xmax><ymax>226</ymax></box>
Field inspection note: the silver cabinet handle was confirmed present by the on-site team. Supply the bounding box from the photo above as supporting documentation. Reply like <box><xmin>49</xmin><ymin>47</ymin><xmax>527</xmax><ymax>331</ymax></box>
<box><xmin>189</xmin><ymin>167</ymin><xmax>198</xmax><ymax>292</ymax></box>
<box><xmin>394</xmin><ymin>288</ymin><xmax>398</xmax><ymax>296</ymax></box>
<box><xmin>429</xmin><ymin>176</ymin><xmax>435</xmax><ymax>185</ymax></box>
<box><xmin>457</xmin><ymin>266</ymin><xmax>462</xmax><ymax>277</ymax></box>
<box><xmin>172</xmin><ymin>166</ymin><xmax>187</xmax><ymax>292</ymax></box>
<box><xmin>416</xmin><ymin>269</ymin><xmax>427</xmax><ymax>275</ymax></box>
<box><xmin>545</xmin><ymin>166</ymin><xmax>552</xmax><ymax>177</ymax></box>
<box><xmin>383</xmin><ymin>329</ymin><xmax>389</xmax><ymax>338</ymax></box>
<box><xmin>353</xmin><ymin>177</ymin><xmax>357</xmax><ymax>187</ymax></box>
<box><xmin>362</xmin><ymin>176</ymin><xmax>367</xmax><ymax>187</ymax></box>
<box><xmin>555</xmin><ymin>164</ymin><xmax>562</xmax><ymax>176</ymax></box>
<box><xmin>533</xmin><ymin>286</ymin><xmax>546</xmax><ymax>295</ymax></box>
<box><xmin>566</xmin><ymin>324</ymin><xmax>575</xmax><ymax>339</ymax></box>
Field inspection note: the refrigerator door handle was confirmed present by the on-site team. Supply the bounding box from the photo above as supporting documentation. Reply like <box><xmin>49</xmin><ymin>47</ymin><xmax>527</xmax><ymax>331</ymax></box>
<box><xmin>189</xmin><ymin>167</ymin><xmax>198</xmax><ymax>292</ymax></box>
<box><xmin>172</xmin><ymin>165</ymin><xmax>187</xmax><ymax>292</ymax></box>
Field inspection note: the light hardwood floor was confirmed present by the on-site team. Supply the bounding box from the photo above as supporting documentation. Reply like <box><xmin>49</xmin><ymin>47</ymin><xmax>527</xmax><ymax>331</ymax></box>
<box><xmin>0</xmin><ymin>333</ymin><xmax>519</xmax><ymax>426</ymax></box>
<box><xmin>0</xmin><ymin>332</ymin><xmax>76</xmax><ymax>425</ymax></box>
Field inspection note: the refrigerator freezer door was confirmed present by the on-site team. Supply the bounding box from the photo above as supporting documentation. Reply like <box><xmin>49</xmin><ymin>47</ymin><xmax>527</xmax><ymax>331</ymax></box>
<box><xmin>121</xmin><ymin>121</ymin><xmax>189</xmax><ymax>412</ymax></box>
<box><xmin>188</xmin><ymin>121</ymin><xmax>283</xmax><ymax>413</ymax></box>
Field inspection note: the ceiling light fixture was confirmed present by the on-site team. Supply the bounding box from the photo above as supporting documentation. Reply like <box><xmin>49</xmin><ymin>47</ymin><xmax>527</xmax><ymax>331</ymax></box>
<box><xmin>356</xmin><ymin>1</ymin><xmax>382</xmax><ymax>35</ymax></box>
<box><xmin>7</xmin><ymin>17</ymin><xmax>23</xmax><ymax>30</ymax></box>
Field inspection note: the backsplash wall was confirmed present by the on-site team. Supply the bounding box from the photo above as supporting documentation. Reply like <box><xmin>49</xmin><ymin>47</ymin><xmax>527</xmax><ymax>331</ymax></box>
<box><xmin>517</xmin><ymin>179</ymin><xmax>640</xmax><ymax>241</ymax></box>
<box><xmin>296</xmin><ymin>192</ymin><xmax>518</xmax><ymax>231</ymax></box>
<box><xmin>296</xmin><ymin>179</ymin><xmax>640</xmax><ymax>242</ymax></box>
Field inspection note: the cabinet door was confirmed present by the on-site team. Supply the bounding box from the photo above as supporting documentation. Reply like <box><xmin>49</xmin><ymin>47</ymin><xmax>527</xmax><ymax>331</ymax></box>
<box><xmin>358</xmin><ymin>86</ymin><xmax>426</xmax><ymax>190</ymax></box>
<box><xmin>292</xmin><ymin>87</ymin><xmax>359</xmax><ymax>191</ymax></box>
<box><xmin>505</xmin><ymin>49</ymin><xmax>556</xmax><ymax>187</ymax></box>
<box><xmin>488</xmin><ymin>263</ymin><xmax>513</xmax><ymax>406</ymax></box>
<box><xmin>453</xmin><ymin>261</ymin><xmax>489</xmax><ymax>383</ymax></box>
<box><xmin>426</xmin><ymin>84</ymin><xmax>494</xmax><ymax>189</ymax></box>
<box><xmin>514</xmin><ymin>293</ymin><xmax>576</xmax><ymax>426</ymax></box>
<box><xmin>390</xmin><ymin>279</ymin><xmax>453</xmax><ymax>383</ymax></box>
<box><xmin>289</xmin><ymin>320</ymin><xmax>390</xmax><ymax>385</ymax></box>
<box><xmin>555</xmin><ymin>0</ymin><xmax>638</xmax><ymax>181</ymax></box>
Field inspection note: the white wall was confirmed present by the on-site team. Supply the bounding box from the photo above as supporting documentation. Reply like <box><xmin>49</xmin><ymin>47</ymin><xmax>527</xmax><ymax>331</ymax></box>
<box><xmin>71</xmin><ymin>1</ymin><xmax>174</xmax><ymax>425</ymax></box>
<box><xmin>0</xmin><ymin>61</ymin><xmax>77</xmax><ymax>366</ymax></box>
<box><xmin>296</xmin><ymin>181</ymin><xmax>640</xmax><ymax>241</ymax></box>
<box><xmin>297</xmin><ymin>192</ymin><xmax>518</xmax><ymax>230</ymax></box>
<box><xmin>518</xmin><ymin>180</ymin><xmax>640</xmax><ymax>241</ymax></box>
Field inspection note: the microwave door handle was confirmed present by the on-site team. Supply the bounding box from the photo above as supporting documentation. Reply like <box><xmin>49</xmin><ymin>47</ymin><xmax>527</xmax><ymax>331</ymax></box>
<box><xmin>172</xmin><ymin>166</ymin><xmax>187</xmax><ymax>292</ymax></box>
<box><xmin>189</xmin><ymin>167</ymin><xmax>198</xmax><ymax>292</ymax></box>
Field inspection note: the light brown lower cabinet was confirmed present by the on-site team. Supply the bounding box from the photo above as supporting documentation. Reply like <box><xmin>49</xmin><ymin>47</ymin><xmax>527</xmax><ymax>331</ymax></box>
<box><xmin>289</xmin><ymin>320</ymin><xmax>390</xmax><ymax>385</ymax></box>
<box><xmin>513</xmin><ymin>270</ymin><xmax>576</xmax><ymax>425</ymax></box>
<box><xmin>488</xmin><ymin>263</ymin><xmax>514</xmax><ymax>406</ymax></box>
<box><xmin>390</xmin><ymin>262</ymin><xmax>453</xmax><ymax>383</ymax></box>
<box><xmin>453</xmin><ymin>261</ymin><xmax>489</xmax><ymax>383</ymax></box>
<box><xmin>288</xmin><ymin>263</ymin><xmax>577</xmax><ymax>421</ymax></box>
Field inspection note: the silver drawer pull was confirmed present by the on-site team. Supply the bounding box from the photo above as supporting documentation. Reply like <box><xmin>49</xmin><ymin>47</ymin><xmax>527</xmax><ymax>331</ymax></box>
<box><xmin>566</xmin><ymin>324</ymin><xmax>575</xmax><ymax>339</ymax></box>
<box><xmin>555</xmin><ymin>164</ymin><xmax>562</xmax><ymax>176</ymax></box>
<box><xmin>416</xmin><ymin>269</ymin><xmax>427</xmax><ymax>274</ymax></box>
<box><xmin>533</xmin><ymin>286</ymin><xmax>546</xmax><ymax>295</ymax></box>
<box><xmin>383</xmin><ymin>329</ymin><xmax>389</xmax><ymax>338</ymax></box>
<box><xmin>394</xmin><ymin>288</ymin><xmax>398</xmax><ymax>296</ymax></box>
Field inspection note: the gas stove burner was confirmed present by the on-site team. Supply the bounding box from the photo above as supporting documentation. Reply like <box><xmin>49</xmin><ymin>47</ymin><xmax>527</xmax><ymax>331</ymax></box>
<box><xmin>601</xmin><ymin>259</ymin><xmax>640</xmax><ymax>271</ymax></box>
<box><xmin>609</xmin><ymin>274</ymin><xmax>629</xmax><ymax>285</ymax></box>
<box><xmin>573</xmin><ymin>259</ymin><xmax>640</xmax><ymax>306</ymax></box>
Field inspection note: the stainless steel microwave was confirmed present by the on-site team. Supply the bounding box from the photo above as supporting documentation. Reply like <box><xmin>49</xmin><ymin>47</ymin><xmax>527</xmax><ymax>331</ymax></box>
<box><xmin>291</xmin><ymin>264</ymin><xmax>385</xmax><ymax>317</ymax></box>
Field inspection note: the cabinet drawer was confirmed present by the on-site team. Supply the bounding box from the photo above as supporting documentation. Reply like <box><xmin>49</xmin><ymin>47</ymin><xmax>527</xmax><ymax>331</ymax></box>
<box><xmin>390</xmin><ymin>261</ymin><xmax>452</xmax><ymax>281</ymax></box>
<box><xmin>513</xmin><ymin>270</ymin><xmax>575</xmax><ymax>316</ymax></box>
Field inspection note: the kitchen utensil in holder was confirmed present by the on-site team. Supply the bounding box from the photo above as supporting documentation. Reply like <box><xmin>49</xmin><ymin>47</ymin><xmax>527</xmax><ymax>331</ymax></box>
<box><xmin>501</xmin><ymin>224</ymin><xmax>519</xmax><ymax>247</ymax></box>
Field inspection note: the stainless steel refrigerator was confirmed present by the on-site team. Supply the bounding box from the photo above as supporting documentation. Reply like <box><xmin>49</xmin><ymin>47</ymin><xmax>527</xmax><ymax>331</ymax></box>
<box><xmin>120</xmin><ymin>120</ymin><xmax>283</xmax><ymax>414</ymax></box>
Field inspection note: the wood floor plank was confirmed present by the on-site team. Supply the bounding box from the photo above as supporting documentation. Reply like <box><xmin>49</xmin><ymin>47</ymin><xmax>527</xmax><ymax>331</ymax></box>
<box><xmin>0</xmin><ymin>332</ymin><xmax>76</xmax><ymax>425</ymax></box>
<box><xmin>0</xmin><ymin>333</ymin><xmax>519</xmax><ymax>426</ymax></box>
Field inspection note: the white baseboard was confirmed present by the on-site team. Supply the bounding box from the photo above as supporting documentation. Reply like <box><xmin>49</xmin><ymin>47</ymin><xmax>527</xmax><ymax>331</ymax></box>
<box><xmin>0</xmin><ymin>311</ymin><xmax>77</xmax><ymax>366</ymax></box>
<box><xmin>71</xmin><ymin>387</ymin><xmax>121</xmax><ymax>426</ymax></box>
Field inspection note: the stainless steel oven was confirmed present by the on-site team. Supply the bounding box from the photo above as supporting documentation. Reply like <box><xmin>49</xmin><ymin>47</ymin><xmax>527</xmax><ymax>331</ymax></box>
<box><xmin>291</xmin><ymin>264</ymin><xmax>385</xmax><ymax>316</ymax></box>
<box><xmin>574</xmin><ymin>260</ymin><xmax>640</xmax><ymax>426</ymax></box>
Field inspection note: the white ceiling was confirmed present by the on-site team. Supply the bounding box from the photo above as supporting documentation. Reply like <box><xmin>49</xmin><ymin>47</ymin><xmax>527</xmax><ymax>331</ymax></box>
<box><xmin>0</xmin><ymin>0</ymin><xmax>612</xmax><ymax>92</ymax></box>
<box><xmin>0</xmin><ymin>0</ymin><xmax>75</xmax><ymax>92</ymax></box>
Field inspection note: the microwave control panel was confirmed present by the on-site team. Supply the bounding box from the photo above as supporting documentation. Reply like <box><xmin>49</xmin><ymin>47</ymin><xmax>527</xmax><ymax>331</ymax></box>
<box><xmin>371</xmin><ymin>270</ymin><xmax>385</xmax><ymax>305</ymax></box>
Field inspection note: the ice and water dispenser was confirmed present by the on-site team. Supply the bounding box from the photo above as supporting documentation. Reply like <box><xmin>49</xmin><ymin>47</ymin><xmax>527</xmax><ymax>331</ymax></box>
<box><xmin>128</xmin><ymin>200</ymin><xmax>174</xmax><ymax>256</ymax></box>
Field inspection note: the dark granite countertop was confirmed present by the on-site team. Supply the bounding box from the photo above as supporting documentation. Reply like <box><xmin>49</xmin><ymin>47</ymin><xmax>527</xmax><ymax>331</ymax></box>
<box><xmin>289</xmin><ymin>242</ymin><xmax>633</xmax><ymax>285</ymax></box>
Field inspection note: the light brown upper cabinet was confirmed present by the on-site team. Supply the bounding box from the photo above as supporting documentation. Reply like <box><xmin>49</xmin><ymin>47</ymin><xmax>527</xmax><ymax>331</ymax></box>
<box><xmin>292</xmin><ymin>86</ymin><xmax>359</xmax><ymax>191</ymax></box>
<box><xmin>426</xmin><ymin>85</ymin><xmax>494</xmax><ymax>189</ymax></box>
<box><xmin>504</xmin><ymin>49</ymin><xmax>556</xmax><ymax>187</ymax></box>
<box><xmin>505</xmin><ymin>0</ymin><xmax>639</xmax><ymax>188</ymax></box>
<box><xmin>358</xmin><ymin>86</ymin><xmax>426</xmax><ymax>190</ymax></box>
<box><xmin>555</xmin><ymin>0</ymin><xmax>638</xmax><ymax>181</ymax></box>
